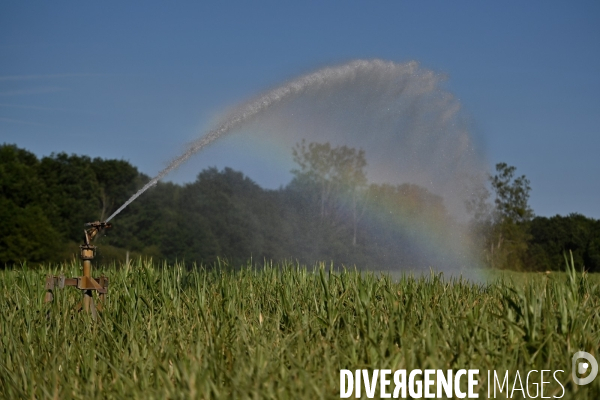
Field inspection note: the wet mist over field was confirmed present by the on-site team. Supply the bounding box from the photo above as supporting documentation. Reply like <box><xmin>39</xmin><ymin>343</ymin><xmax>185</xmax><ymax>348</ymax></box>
<box><xmin>222</xmin><ymin>60</ymin><xmax>485</xmax><ymax>215</ymax></box>
<box><xmin>112</xmin><ymin>60</ymin><xmax>487</xmax><ymax>277</ymax></box>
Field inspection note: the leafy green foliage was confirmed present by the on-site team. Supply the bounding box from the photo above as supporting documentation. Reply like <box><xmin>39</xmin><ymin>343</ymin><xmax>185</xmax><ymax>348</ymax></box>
<box><xmin>37</xmin><ymin>152</ymin><xmax>101</xmax><ymax>241</ymax></box>
<box><xmin>0</xmin><ymin>199</ymin><xmax>61</xmax><ymax>264</ymax></box>
<box><xmin>292</xmin><ymin>140</ymin><xmax>367</xmax><ymax>221</ymax></box>
<box><xmin>0</xmin><ymin>146</ymin><xmax>61</xmax><ymax>263</ymax></box>
<box><xmin>0</xmin><ymin>145</ymin><xmax>45</xmax><ymax>207</ymax></box>
<box><xmin>2</xmin><ymin>143</ymin><xmax>599</xmax><ymax>271</ymax></box>
<box><xmin>288</xmin><ymin>141</ymin><xmax>457</xmax><ymax>268</ymax></box>
<box><xmin>469</xmin><ymin>163</ymin><xmax>535</xmax><ymax>270</ymax></box>
<box><xmin>466</xmin><ymin>162</ymin><xmax>600</xmax><ymax>271</ymax></box>
<box><xmin>490</xmin><ymin>162</ymin><xmax>533</xmax><ymax>224</ymax></box>
<box><xmin>528</xmin><ymin>214</ymin><xmax>600</xmax><ymax>272</ymax></box>
<box><xmin>1</xmin><ymin>261</ymin><xmax>599</xmax><ymax>398</ymax></box>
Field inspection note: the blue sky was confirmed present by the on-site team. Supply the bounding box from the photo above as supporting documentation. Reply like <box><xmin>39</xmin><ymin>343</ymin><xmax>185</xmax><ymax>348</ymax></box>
<box><xmin>1</xmin><ymin>1</ymin><xmax>599</xmax><ymax>218</ymax></box>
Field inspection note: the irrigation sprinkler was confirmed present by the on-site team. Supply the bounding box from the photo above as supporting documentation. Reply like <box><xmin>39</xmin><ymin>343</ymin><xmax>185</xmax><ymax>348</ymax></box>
<box><xmin>44</xmin><ymin>221</ymin><xmax>111</xmax><ymax>318</ymax></box>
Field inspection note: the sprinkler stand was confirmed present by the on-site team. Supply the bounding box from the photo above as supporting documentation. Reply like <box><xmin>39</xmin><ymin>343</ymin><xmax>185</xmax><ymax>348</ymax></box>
<box><xmin>45</xmin><ymin>221</ymin><xmax>111</xmax><ymax>318</ymax></box>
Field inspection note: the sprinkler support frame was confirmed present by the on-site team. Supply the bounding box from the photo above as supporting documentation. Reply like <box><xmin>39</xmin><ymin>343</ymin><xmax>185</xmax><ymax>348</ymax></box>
<box><xmin>45</xmin><ymin>221</ymin><xmax>111</xmax><ymax>318</ymax></box>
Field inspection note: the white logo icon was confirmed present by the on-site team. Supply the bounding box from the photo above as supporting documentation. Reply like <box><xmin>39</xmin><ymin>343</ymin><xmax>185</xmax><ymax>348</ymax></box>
<box><xmin>572</xmin><ymin>351</ymin><xmax>598</xmax><ymax>386</ymax></box>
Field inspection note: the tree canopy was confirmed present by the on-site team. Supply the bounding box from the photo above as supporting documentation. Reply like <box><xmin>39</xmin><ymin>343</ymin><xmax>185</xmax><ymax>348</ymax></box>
<box><xmin>1</xmin><ymin>143</ymin><xmax>598</xmax><ymax>272</ymax></box>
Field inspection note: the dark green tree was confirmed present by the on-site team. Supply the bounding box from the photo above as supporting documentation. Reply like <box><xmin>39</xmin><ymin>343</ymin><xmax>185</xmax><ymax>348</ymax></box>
<box><xmin>486</xmin><ymin>163</ymin><xmax>533</xmax><ymax>269</ymax></box>
<box><xmin>0</xmin><ymin>145</ymin><xmax>61</xmax><ymax>265</ymax></box>
<box><xmin>490</xmin><ymin>162</ymin><xmax>533</xmax><ymax>224</ymax></box>
<box><xmin>37</xmin><ymin>153</ymin><xmax>100</xmax><ymax>242</ymax></box>
<box><xmin>292</xmin><ymin>140</ymin><xmax>368</xmax><ymax>248</ymax></box>
<box><xmin>0</xmin><ymin>199</ymin><xmax>61</xmax><ymax>264</ymax></box>
<box><xmin>182</xmin><ymin>167</ymin><xmax>286</xmax><ymax>265</ymax></box>
<box><xmin>528</xmin><ymin>214</ymin><xmax>600</xmax><ymax>272</ymax></box>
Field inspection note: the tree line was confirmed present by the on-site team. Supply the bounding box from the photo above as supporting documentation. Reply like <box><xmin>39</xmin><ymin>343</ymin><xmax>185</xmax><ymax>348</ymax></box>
<box><xmin>1</xmin><ymin>143</ymin><xmax>599</xmax><ymax>271</ymax></box>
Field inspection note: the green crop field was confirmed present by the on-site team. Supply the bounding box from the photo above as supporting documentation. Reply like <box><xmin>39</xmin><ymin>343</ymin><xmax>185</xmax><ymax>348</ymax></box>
<box><xmin>1</xmin><ymin>258</ymin><xmax>599</xmax><ymax>399</ymax></box>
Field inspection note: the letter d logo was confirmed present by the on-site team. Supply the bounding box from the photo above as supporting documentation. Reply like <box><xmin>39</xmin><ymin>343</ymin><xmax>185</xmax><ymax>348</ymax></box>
<box><xmin>572</xmin><ymin>351</ymin><xmax>598</xmax><ymax>385</ymax></box>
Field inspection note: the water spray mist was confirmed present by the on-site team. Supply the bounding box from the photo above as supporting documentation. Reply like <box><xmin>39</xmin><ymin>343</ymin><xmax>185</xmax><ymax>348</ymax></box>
<box><xmin>106</xmin><ymin>59</ymin><xmax>486</xmax><ymax>277</ymax></box>
<box><xmin>108</xmin><ymin>60</ymin><xmax>431</xmax><ymax>222</ymax></box>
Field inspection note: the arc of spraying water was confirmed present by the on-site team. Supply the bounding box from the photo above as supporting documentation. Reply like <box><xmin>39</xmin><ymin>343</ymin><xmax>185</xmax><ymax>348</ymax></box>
<box><xmin>106</xmin><ymin>60</ymin><xmax>421</xmax><ymax>222</ymax></box>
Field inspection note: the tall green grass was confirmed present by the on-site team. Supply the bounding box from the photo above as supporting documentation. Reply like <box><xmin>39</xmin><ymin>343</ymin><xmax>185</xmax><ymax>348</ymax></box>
<box><xmin>1</xmin><ymin>258</ymin><xmax>599</xmax><ymax>399</ymax></box>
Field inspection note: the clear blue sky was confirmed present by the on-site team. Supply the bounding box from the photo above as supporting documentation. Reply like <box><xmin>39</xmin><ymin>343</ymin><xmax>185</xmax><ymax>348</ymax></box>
<box><xmin>1</xmin><ymin>1</ymin><xmax>599</xmax><ymax>218</ymax></box>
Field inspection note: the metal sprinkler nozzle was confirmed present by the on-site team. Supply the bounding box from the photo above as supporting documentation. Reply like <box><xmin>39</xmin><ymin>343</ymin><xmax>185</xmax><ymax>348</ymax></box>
<box><xmin>83</xmin><ymin>221</ymin><xmax>112</xmax><ymax>245</ymax></box>
<box><xmin>81</xmin><ymin>221</ymin><xmax>111</xmax><ymax>261</ymax></box>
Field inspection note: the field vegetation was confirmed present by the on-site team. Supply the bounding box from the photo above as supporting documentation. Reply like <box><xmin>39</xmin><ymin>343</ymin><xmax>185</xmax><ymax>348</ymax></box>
<box><xmin>1</xmin><ymin>257</ymin><xmax>599</xmax><ymax>399</ymax></box>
